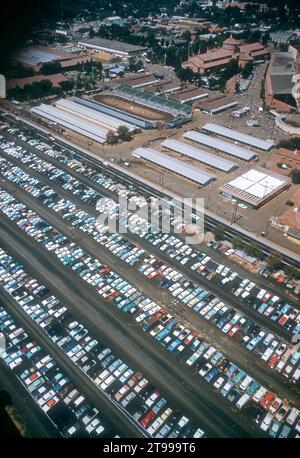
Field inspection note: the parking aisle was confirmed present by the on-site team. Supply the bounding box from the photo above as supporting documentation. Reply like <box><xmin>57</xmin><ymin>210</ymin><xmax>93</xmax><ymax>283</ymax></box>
<box><xmin>0</xmin><ymin>148</ymin><xmax>296</xmax><ymax>402</ymax></box>
<box><xmin>0</xmin><ymin>203</ymin><xmax>258</xmax><ymax>438</ymax></box>
<box><xmin>0</xmin><ymin>173</ymin><xmax>298</xmax><ymax>408</ymax></box>
<box><xmin>1</xmin><ymin>192</ymin><xmax>298</xmax><ymax>437</ymax></box>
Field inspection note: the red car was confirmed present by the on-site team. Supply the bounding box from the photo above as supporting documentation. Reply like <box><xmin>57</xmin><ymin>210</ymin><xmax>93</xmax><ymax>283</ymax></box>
<box><xmin>197</xmin><ymin>264</ymin><xmax>207</xmax><ymax>273</ymax></box>
<box><xmin>140</xmin><ymin>411</ymin><xmax>155</xmax><ymax>428</ymax></box>
<box><xmin>268</xmin><ymin>354</ymin><xmax>280</xmax><ymax>369</ymax></box>
<box><xmin>260</xmin><ymin>391</ymin><xmax>276</xmax><ymax>409</ymax></box>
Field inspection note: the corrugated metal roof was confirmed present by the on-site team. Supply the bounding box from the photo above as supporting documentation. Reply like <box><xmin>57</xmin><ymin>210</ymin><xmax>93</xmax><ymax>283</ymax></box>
<box><xmin>31</xmin><ymin>104</ymin><xmax>107</xmax><ymax>143</ymax></box>
<box><xmin>161</xmin><ymin>139</ymin><xmax>238</xmax><ymax>173</ymax></box>
<box><xmin>74</xmin><ymin>97</ymin><xmax>154</xmax><ymax>129</ymax></box>
<box><xmin>132</xmin><ymin>147</ymin><xmax>215</xmax><ymax>186</ymax></box>
<box><xmin>55</xmin><ymin>98</ymin><xmax>135</xmax><ymax>131</ymax></box>
<box><xmin>183</xmin><ymin>130</ymin><xmax>256</xmax><ymax>161</ymax></box>
<box><xmin>202</xmin><ymin>123</ymin><xmax>275</xmax><ymax>151</ymax></box>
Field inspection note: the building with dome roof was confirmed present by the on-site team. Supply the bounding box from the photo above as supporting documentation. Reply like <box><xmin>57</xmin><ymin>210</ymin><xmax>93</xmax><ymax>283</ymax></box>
<box><xmin>182</xmin><ymin>38</ymin><xmax>269</xmax><ymax>75</ymax></box>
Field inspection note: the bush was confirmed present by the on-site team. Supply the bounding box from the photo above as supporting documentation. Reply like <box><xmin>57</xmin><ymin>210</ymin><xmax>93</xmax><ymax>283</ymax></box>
<box><xmin>291</xmin><ymin>169</ymin><xmax>300</xmax><ymax>185</ymax></box>
<box><xmin>244</xmin><ymin>242</ymin><xmax>260</xmax><ymax>259</ymax></box>
<box><xmin>232</xmin><ymin>236</ymin><xmax>244</xmax><ymax>250</ymax></box>
<box><xmin>117</xmin><ymin>125</ymin><xmax>133</xmax><ymax>142</ymax></box>
<box><xmin>277</xmin><ymin>137</ymin><xmax>300</xmax><ymax>151</ymax></box>
<box><xmin>267</xmin><ymin>255</ymin><xmax>282</xmax><ymax>271</ymax></box>
<box><xmin>212</xmin><ymin>224</ymin><xmax>224</xmax><ymax>241</ymax></box>
<box><xmin>106</xmin><ymin>130</ymin><xmax>118</xmax><ymax>145</ymax></box>
<box><xmin>285</xmin><ymin>200</ymin><xmax>294</xmax><ymax>207</ymax></box>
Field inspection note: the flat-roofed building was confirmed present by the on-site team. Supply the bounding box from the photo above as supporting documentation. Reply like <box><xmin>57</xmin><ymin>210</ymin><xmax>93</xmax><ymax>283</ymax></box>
<box><xmin>31</xmin><ymin>103</ymin><xmax>108</xmax><ymax>143</ymax></box>
<box><xmin>202</xmin><ymin>123</ymin><xmax>275</xmax><ymax>151</ymax></box>
<box><xmin>183</xmin><ymin>130</ymin><xmax>257</xmax><ymax>161</ymax></box>
<box><xmin>168</xmin><ymin>86</ymin><xmax>208</xmax><ymax>104</ymax></box>
<box><xmin>219</xmin><ymin>167</ymin><xmax>291</xmax><ymax>208</ymax></box>
<box><xmin>6</xmin><ymin>73</ymin><xmax>68</xmax><ymax>90</ymax></box>
<box><xmin>123</xmin><ymin>74</ymin><xmax>161</xmax><ymax>89</ymax></box>
<box><xmin>132</xmin><ymin>147</ymin><xmax>215</xmax><ymax>186</ymax></box>
<box><xmin>195</xmin><ymin>93</ymin><xmax>238</xmax><ymax>114</ymax></box>
<box><xmin>55</xmin><ymin>98</ymin><xmax>136</xmax><ymax>132</ymax></box>
<box><xmin>144</xmin><ymin>80</ymin><xmax>182</xmax><ymax>95</ymax></box>
<box><xmin>77</xmin><ymin>38</ymin><xmax>148</xmax><ymax>57</ymax></box>
<box><xmin>161</xmin><ymin>138</ymin><xmax>238</xmax><ymax>173</ymax></box>
<box><xmin>265</xmin><ymin>52</ymin><xmax>297</xmax><ymax>113</ymax></box>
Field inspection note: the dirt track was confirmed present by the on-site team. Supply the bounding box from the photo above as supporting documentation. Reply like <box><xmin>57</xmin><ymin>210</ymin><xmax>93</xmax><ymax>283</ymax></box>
<box><xmin>93</xmin><ymin>93</ymin><xmax>173</xmax><ymax>121</ymax></box>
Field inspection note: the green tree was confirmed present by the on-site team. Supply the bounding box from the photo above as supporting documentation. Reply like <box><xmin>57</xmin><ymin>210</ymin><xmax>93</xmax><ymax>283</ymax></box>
<box><xmin>59</xmin><ymin>80</ymin><xmax>74</xmax><ymax>92</ymax></box>
<box><xmin>241</xmin><ymin>61</ymin><xmax>253</xmax><ymax>79</ymax></box>
<box><xmin>285</xmin><ymin>265</ymin><xmax>300</xmax><ymax>279</ymax></box>
<box><xmin>218</xmin><ymin>58</ymin><xmax>239</xmax><ymax>91</ymax></box>
<box><xmin>232</xmin><ymin>236</ymin><xmax>245</xmax><ymax>250</ymax></box>
<box><xmin>262</xmin><ymin>32</ymin><xmax>270</xmax><ymax>47</ymax></box>
<box><xmin>176</xmin><ymin>67</ymin><xmax>194</xmax><ymax>83</ymax></box>
<box><xmin>106</xmin><ymin>130</ymin><xmax>118</xmax><ymax>145</ymax></box>
<box><xmin>267</xmin><ymin>255</ymin><xmax>283</xmax><ymax>271</ymax></box>
<box><xmin>291</xmin><ymin>169</ymin><xmax>300</xmax><ymax>184</ymax></box>
<box><xmin>117</xmin><ymin>125</ymin><xmax>133</xmax><ymax>142</ymax></box>
<box><xmin>89</xmin><ymin>26</ymin><xmax>96</xmax><ymax>38</ymax></box>
<box><xmin>0</xmin><ymin>390</ymin><xmax>12</xmax><ymax>408</ymax></box>
<box><xmin>212</xmin><ymin>224</ymin><xmax>224</xmax><ymax>241</ymax></box>
<box><xmin>40</xmin><ymin>62</ymin><xmax>62</xmax><ymax>75</ymax></box>
<box><xmin>278</xmin><ymin>137</ymin><xmax>300</xmax><ymax>151</ymax></box>
<box><xmin>244</xmin><ymin>242</ymin><xmax>260</xmax><ymax>258</ymax></box>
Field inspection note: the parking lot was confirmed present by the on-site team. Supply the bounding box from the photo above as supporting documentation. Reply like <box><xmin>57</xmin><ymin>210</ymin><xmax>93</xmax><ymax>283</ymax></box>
<box><xmin>0</xmin><ymin>125</ymin><xmax>299</xmax><ymax>438</ymax></box>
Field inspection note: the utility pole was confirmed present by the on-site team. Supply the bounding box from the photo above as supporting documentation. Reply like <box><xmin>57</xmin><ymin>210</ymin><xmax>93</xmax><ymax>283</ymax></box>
<box><xmin>231</xmin><ymin>202</ymin><xmax>238</xmax><ymax>225</ymax></box>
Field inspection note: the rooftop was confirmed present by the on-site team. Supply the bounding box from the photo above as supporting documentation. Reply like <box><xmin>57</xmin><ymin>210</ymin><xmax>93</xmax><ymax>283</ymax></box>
<box><xmin>196</xmin><ymin>94</ymin><xmax>238</xmax><ymax>112</ymax></box>
<box><xmin>6</xmin><ymin>73</ymin><xmax>68</xmax><ymax>90</ymax></box>
<box><xmin>168</xmin><ymin>86</ymin><xmax>208</xmax><ymax>102</ymax></box>
<box><xmin>77</xmin><ymin>37</ymin><xmax>148</xmax><ymax>53</ymax></box>
<box><xmin>219</xmin><ymin>167</ymin><xmax>291</xmax><ymax>207</ymax></box>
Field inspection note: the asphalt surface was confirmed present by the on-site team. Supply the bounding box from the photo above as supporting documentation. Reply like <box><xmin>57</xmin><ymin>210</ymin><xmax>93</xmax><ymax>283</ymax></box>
<box><xmin>1</xmin><ymin>175</ymin><xmax>299</xmax><ymax>411</ymax></box>
<box><xmin>1</xmin><ymin>142</ymin><xmax>296</xmax><ymax>340</ymax></box>
<box><xmin>0</xmin><ymin>120</ymin><xmax>298</xmax><ymax>438</ymax></box>
<box><xmin>4</xmin><ymin>126</ymin><xmax>297</xmax><ymax>308</ymax></box>
<box><xmin>0</xmin><ymin>283</ymin><xmax>142</xmax><ymax>438</ymax></box>
<box><xmin>0</xmin><ymin>361</ymin><xmax>59</xmax><ymax>438</ymax></box>
<box><xmin>0</xmin><ymin>214</ymin><xmax>265</xmax><ymax>438</ymax></box>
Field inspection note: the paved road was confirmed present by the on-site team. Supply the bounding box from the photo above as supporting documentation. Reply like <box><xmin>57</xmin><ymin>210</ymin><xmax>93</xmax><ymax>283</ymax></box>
<box><xmin>1</xmin><ymin>174</ymin><xmax>299</xmax><ymax>411</ymax></box>
<box><xmin>0</xmin><ymin>362</ymin><xmax>59</xmax><ymax>438</ymax></box>
<box><xmin>0</xmin><ymin>287</ymin><xmax>143</xmax><ymax>438</ymax></box>
<box><xmin>0</xmin><ymin>215</ymin><xmax>264</xmax><ymax>438</ymax></box>
<box><xmin>2</xmin><ymin>141</ymin><xmax>297</xmax><ymax>338</ymax></box>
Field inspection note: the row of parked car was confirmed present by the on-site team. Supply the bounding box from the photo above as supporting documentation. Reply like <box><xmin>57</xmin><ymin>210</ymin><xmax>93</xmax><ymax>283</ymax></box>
<box><xmin>0</xmin><ymin>152</ymin><xmax>144</xmax><ymax>268</ymax></box>
<box><xmin>2</xmin><ymin>128</ymin><xmax>300</xmax><ymax>437</ymax></box>
<box><xmin>0</xmin><ymin>304</ymin><xmax>115</xmax><ymax>437</ymax></box>
<box><xmin>1</xmin><ymin>136</ymin><xmax>299</xmax><ymax>392</ymax></box>
<box><xmin>4</xmin><ymin>130</ymin><xmax>299</xmax><ymax>339</ymax></box>
<box><xmin>0</xmin><ymin>246</ymin><xmax>204</xmax><ymax>439</ymax></box>
<box><xmin>141</xmin><ymin>308</ymin><xmax>300</xmax><ymax>438</ymax></box>
<box><xmin>138</xmin><ymin>254</ymin><xmax>300</xmax><ymax>385</ymax></box>
<box><xmin>134</xmin><ymin>223</ymin><xmax>300</xmax><ymax>339</ymax></box>
<box><xmin>1</xmin><ymin>189</ymin><xmax>299</xmax><ymax>438</ymax></box>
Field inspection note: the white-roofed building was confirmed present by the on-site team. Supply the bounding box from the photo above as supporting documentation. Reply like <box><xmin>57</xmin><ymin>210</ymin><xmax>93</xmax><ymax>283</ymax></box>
<box><xmin>183</xmin><ymin>130</ymin><xmax>256</xmax><ymax>161</ymax></box>
<box><xmin>219</xmin><ymin>167</ymin><xmax>291</xmax><ymax>208</ymax></box>
<box><xmin>31</xmin><ymin>104</ymin><xmax>107</xmax><ymax>144</ymax></box>
<box><xmin>132</xmin><ymin>147</ymin><xmax>215</xmax><ymax>186</ymax></box>
<box><xmin>161</xmin><ymin>139</ymin><xmax>238</xmax><ymax>173</ymax></box>
<box><xmin>202</xmin><ymin>123</ymin><xmax>275</xmax><ymax>151</ymax></box>
<box><xmin>55</xmin><ymin>98</ymin><xmax>136</xmax><ymax>132</ymax></box>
